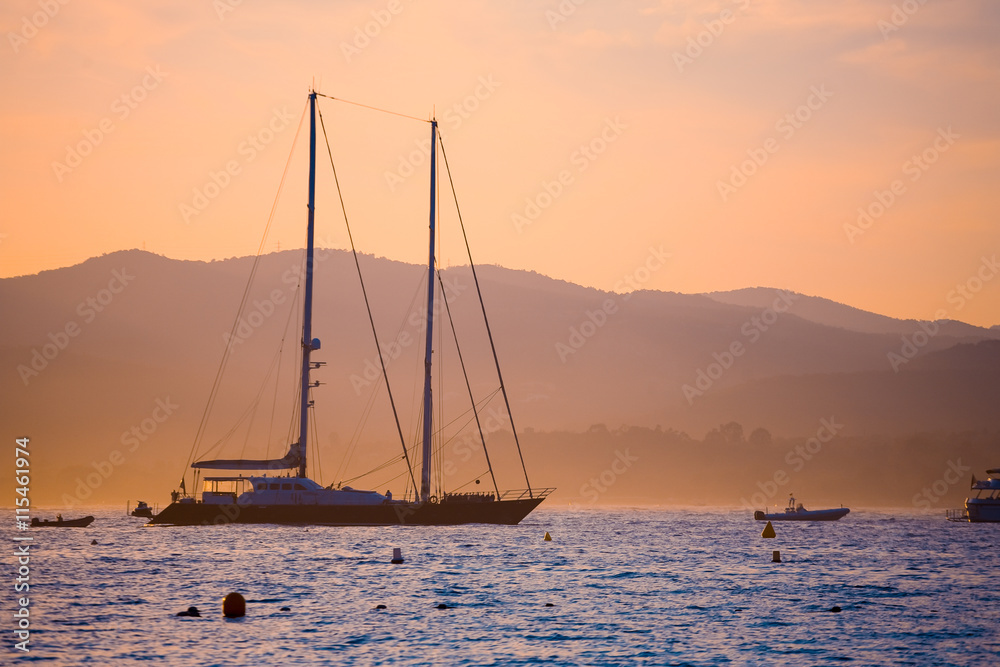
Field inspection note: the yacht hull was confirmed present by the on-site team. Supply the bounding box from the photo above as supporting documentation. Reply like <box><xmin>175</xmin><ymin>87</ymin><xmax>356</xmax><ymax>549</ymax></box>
<box><xmin>967</xmin><ymin>504</ymin><xmax>1000</xmax><ymax>522</ymax></box>
<box><xmin>947</xmin><ymin>501</ymin><xmax>1000</xmax><ymax>522</ymax></box>
<box><xmin>148</xmin><ymin>497</ymin><xmax>545</xmax><ymax>526</ymax></box>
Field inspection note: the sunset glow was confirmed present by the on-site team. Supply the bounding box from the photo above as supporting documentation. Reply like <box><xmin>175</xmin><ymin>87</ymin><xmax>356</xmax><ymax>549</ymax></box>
<box><xmin>3</xmin><ymin>0</ymin><xmax>998</xmax><ymax>325</ymax></box>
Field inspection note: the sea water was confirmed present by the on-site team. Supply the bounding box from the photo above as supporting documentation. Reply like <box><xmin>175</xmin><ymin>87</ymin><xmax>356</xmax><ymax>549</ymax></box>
<box><xmin>3</xmin><ymin>508</ymin><xmax>998</xmax><ymax>666</ymax></box>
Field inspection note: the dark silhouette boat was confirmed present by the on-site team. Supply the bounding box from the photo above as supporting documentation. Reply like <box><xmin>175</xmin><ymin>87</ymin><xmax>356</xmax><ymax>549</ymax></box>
<box><xmin>31</xmin><ymin>515</ymin><xmax>94</xmax><ymax>527</ymax></box>
<box><xmin>150</xmin><ymin>91</ymin><xmax>552</xmax><ymax>526</ymax></box>
<box><xmin>754</xmin><ymin>495</ymin><xmax>849</xmax><ymax>521</ymax></box>
<box><xmin>129</xmin><ymin>501</ymin><xmax>153</xmax><ymax>518</ymax></box>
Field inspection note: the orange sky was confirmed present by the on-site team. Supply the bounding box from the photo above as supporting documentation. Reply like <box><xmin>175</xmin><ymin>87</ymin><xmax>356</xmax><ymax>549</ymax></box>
<box><xmin>2</xmin><ymin>0</ymin><xmax>998</xmax><ymax>326</ymax></box>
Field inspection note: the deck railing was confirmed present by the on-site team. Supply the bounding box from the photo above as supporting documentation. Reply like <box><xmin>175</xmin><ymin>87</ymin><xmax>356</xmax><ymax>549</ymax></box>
<box><xmin>500</xmin><ymin>487</ymin><xmax>556</xmax><ymax>501</ymax></box>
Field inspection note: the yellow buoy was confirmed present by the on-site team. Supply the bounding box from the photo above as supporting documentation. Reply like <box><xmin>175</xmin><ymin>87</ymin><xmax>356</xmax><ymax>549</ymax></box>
<box><xmin>761</xmin><ymin>521</ymin><xmax>776</xmax><ymax>538</ymax></box>
<box><xmin>222</xmin><ymin>592</ymin><xmax>246</xmax><ymax>618</ymax></box>
<box><xmin>543</xmin><ymin>532</ymin><xmax>552</xmax><ymax>541</ymax></box>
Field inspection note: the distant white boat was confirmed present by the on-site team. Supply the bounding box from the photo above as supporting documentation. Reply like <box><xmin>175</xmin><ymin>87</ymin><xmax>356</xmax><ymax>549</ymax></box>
<box><xmin>754</xmin><ymin>495</ymin><xmax>850</xmax><ymax>521</ymax></box>
<box><xmin>947</xmin><ymin>469</ymin><xmax>1000</xmax><ymax>522</ymax></box>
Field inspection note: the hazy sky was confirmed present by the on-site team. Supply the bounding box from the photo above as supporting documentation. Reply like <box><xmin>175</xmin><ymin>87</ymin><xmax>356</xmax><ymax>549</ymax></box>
<box><xmin>2</xmin><ymin>0</ymin><xmax>998</xmax><ymax>326</ymax></box>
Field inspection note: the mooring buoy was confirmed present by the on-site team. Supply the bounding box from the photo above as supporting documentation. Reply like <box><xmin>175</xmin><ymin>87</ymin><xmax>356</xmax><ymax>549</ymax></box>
<box><xmin>772</xmin><ymin>550</ymin><xmax>781</xmax><ymax>563</ymax></box>
<box><xmin>223</xmin><ymin>592</ymin><xmax>246</xmax><ymax>618</ymax></box>
<box><xmin>391</xmin><ymin>547</ymin><xmax>404</xmax><ymax>564</ymax></box>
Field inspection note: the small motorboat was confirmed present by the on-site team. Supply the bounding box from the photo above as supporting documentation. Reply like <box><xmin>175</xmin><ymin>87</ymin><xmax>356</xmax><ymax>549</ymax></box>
<box><xmin>754</xmin><ymin>495</ymin><xmax>849</xmax><ymax>521</ymax></box>
<box><xmin>130</xmin><ymin>501</ymin><xmax>153</xmax><ymax>519</ymax></box>
<box><xmin>30</xmin><ymin>515</ymin><xmax>95</xmax><ymax>527</ymax></box>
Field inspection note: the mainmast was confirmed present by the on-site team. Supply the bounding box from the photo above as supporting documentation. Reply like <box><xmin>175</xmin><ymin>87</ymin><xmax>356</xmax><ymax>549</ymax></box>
<box><xmin>297</xmin><ymin>90</ymin><xmax>319</xmax><ymax>479</ymax></box>
<box><xmin>419</xmin><ymin>120</ymin><xmax>438</xmax><ymax>501</ymax></box>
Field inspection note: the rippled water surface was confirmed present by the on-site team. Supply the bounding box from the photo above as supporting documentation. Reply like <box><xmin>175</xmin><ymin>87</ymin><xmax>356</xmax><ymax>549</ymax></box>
<box><xmin>3</xmin><ymin>508</ymin><xmax>998</xmax><ymax>666</ymax></box>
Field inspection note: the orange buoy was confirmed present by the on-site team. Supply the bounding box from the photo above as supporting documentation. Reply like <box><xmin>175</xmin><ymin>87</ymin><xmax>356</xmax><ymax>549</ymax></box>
<box><xmin>543</xmin><ymin>532</ymin><xmax>552</xmax><ymax>541</ymax></box>
<box><xmin>761</xmin><ymin>521</ymin><xmax>776</xmax><ymax>538</ymax></box>
<box><xmin>222</xmin><ymin>592</ymin><xmax>246</xmax><ymax>618</ymax></box>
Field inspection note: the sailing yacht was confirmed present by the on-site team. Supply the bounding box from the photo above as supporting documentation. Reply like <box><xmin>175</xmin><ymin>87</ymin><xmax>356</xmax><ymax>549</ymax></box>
<box><xmin>150</xmin><ymin>91</ymin><xmax>552</xmax><ymax>526</ymax></box>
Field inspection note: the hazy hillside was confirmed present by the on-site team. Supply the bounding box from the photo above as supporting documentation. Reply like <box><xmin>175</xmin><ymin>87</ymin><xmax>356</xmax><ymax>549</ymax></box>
<box><xmin>2</xmin><ymin>250</ymin><xmax>999</xmax><ymax>507</ymax></box>
<box><xmin>704</xmin><ymin>287</ymin><xmax>999</xmax><ymax>338</ymax></box>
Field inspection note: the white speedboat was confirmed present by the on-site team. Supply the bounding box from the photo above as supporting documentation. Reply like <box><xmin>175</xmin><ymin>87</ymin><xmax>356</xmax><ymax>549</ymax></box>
<box><xmin>754</xmin><ymin>495</ymin><xmax>849</xmax><ymax>521</ymax></box>
<box><xmin>947</xmin><ymin>469</ymin><xmax>1000</xmax><ymax>522</ymax></box>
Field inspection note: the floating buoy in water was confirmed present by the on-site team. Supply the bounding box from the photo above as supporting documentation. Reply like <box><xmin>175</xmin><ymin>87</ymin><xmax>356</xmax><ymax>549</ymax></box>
<box><xmin>761</xmin><ymin>521</ymin><xmax>776</xmax><ymax>538</ymax></box>
<box><xmin>375</xmin><ymin>604</ymin><xmax>387</xmax><ymax>610</ymax></box>
<box><xmin>176</xmin><ymin>606</ymin><xmax>200</xmax><ymax>617</ymax></box>
<box><xmin>545</xmin><ymin>603</ymin><xmax>554</xmax><ymax>607</ymax></box>
<box><xmin>223</xmin><ymin>592</ymin><xmax>246</xmax><ymax>618</ymax></box>
<box><xmin>391</xmin><ymin>547</ymin><xmax>404</xmax><ymax>564</ymax></box>
<box><xmin>772</xmin><ymin>550</ymin><xmax>781</xmax><ymax>563</ymax></box>
<box><xmin>91</xmin><ymin>539</ymin><xmax>98</xmax><ymax>545</ymax></box>
<box><xmin>280</xmin><ymin>606</ymin><xmax>290</xmax><ymax>612</ymax></box>
<box><xmin>436</xmin><ymin>603</ymin><xmax>449</xmax><ymax>610</ymax></box>
<box><xmin>544</xmin><ymin>532</ymin><xmax>552</xmax><ymax>541</ymax></box>
<box><xmin>830</xmin><ymin>606</ymin><xmax>842</xmax><ymax>613</ymax></box>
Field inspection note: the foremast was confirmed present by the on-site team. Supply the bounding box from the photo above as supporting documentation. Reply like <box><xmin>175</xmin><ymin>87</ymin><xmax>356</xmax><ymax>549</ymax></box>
<box><xmin>419</xmin><ymin>120</ymin><xmax>438</xmax><ymax>502</ymax></box>
<box><xmin>297</xmin><ymin>90</ymin><xmax>319</xmax><ymax>479</ymax></box>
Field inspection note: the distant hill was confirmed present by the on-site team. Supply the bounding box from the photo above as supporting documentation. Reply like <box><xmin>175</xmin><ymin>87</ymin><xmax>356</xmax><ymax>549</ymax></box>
<box><xmin>3</xmin><ymin>250</ymin><xmax>999</xmax><ymax>506</ymax></box>
<box><xmin>703</xmin><ymin>287</ymin><xmax>997</xmax><ymax>338</ymax></box>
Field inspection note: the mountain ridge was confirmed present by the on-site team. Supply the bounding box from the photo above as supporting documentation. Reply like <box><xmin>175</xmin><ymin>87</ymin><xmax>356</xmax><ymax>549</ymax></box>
<box><xmin>4</xmin><ymin>249</ymin><xmax>999</xmax><ymax>506</ymax></box>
